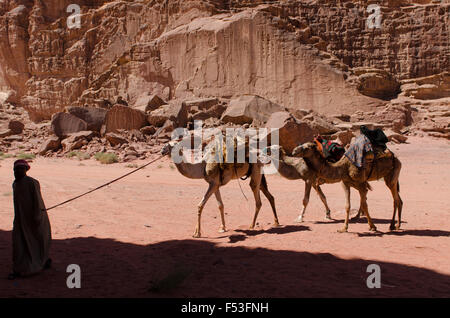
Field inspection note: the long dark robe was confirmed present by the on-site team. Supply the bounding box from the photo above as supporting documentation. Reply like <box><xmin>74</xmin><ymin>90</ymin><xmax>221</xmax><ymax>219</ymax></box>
<box><xmin>12</xmin><ymin>176</ymin><xmax>51</xmax><ymax>275</ymax></box>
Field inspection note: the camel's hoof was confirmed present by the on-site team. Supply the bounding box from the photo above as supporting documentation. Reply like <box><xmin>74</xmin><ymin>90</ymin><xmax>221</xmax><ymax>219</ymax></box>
<box><xmin>337</xmin><ymin>228</ymin><xmax>348</xmax><ymax>233</ymax></box>
<box><xmin>218</xmin><ymin>228</ymin><xmax>228</xmax><ymax>233</ymax></box>
<box><xmin>295</xmin><ymin>217</ymin><xmax>304</xmax><ymax>223</ymax></box>
<box><xmin>395</xmin><ymin>224</ymin><xmax>401</xmax><ymax>231</ymax></box>
<box><xmin>389</xmin><ymin>224</ymin><xmax>396</xmax><ymax>231</ymax></box>
<box><xmin>369</xmin><ymin>226</ymin><xmax>377</xmax><ymax>232</ymax></box>
<box><xmin>273</xmin><ymin>223</ymin><xmax>281</xmax><ymax>228</ymax></box>
<box><xmin>192</xmin><ymin>231</ymin><xmax>201</xmax><ymax>238</ymax></box>
<box><xmin>325</xmin><ymin>213</ymin><xmax>332</xmax><ymax>220</ymax></box>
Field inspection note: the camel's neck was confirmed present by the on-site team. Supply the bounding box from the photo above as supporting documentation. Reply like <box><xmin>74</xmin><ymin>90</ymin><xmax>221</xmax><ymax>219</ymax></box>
<box><xmin>304</xmin><ymin>152</ymin><xmax>345</xmax><ymax>182</ymax></box>
<box><xmin>169</xmin><ymin>152</ymin><xmax>206</xmax><ymax>179</ymax></box>
<box><xmin>275</xmin><ymin>156</ymin><xmax>308</xmax><ymax>180</ymax></box>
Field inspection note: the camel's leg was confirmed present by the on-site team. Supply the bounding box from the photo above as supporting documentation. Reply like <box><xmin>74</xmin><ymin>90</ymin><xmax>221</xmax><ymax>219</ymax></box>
<box><xmin>249</xmin><ymin>172</ymin><xmax>263</xmax><ymax>230</ymax></box>
<box><xmin>313</xmin><ymin>183</ymin><xmax>331</xmax><ymax>220</ymax></box>
<box><xmin>295</xmin><ymin>179</ymin><xmax>312</xmax><ymax>223</ymax></box>
<box><xmin>214</xmin><ymin>190</ymin><xmax>227</xmax><ymax>233</ymax></box>
<box><xmin>397</xmin><ymin>186</ymin><xmax>403</xmax><ymax>230</ymax></box>
<box><xmin>338</xmin><ymin>183</ymin><xmax>351</xmax><ymax>233</ymax></box>
<box><xmin>194</xmin><ymin>182</ymin><xmax>219</xmax><ymax>238</ymax></box>
<box><xmin>358</xmin><ymin>186</ymin><xmax>377</xmax><ymax>232</ymax></box>
<box><xmin>260</xmin><ymin>175</ymin><xmax>279</xmax><ymax>227</ymax></box>
<box><xmin>387</xmin><ymin>179</ymin><xmax>403</xmax><ymax>231</ymax></box>
<box><xmin>351</xmin><ymin>200</ymin><xmax>365</xmax><ymax>221</ymax></box>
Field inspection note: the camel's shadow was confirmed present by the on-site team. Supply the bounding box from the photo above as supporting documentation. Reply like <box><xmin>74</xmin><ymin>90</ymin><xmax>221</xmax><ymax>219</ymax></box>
<box><xmin>234</xmin><ymin>224</ymin><xmax>310</xmax><ymax>238</ymax></box>
<box><xmin>315</xmin><ymin>217</ymin><xmax>407</xmax><ymax>225</ymax></box>
<box><xmin>357</xmin><ymin>229</ymin><xmax>450</xmax><ymax>238</ymax></box>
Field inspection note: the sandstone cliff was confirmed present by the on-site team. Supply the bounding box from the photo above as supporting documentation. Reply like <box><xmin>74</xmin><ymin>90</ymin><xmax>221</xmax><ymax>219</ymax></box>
<box><xmin>0</xmin><ymin>0</ymin><xmax>448</xmax><ymax>122</ymax></box>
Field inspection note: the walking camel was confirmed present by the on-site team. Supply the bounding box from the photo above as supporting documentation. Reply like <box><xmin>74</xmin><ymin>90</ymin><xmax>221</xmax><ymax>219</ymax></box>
<box><xmin>261</xmin><ymin>145</ymin><xmax>331</xmax><ymax>222</ymax></box>
<box><xmin>292</xmin><ymin>142</ymin><xmax>403</xmax><ymax>233</ymax></box>
<box><xmin>161</xmin><ymin>136</ymin><xmax>279</xmax><ymax>238</ymax></box>
<box><xmin>262</xmin><ymin>145</ymin><xmax>364</xmax><ymax>222</ymax></box>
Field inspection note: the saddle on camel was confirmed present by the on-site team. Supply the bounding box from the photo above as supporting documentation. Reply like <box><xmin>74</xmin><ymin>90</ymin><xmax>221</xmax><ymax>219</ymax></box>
<box><xmin>343</xmin><ymin>125</ymin><xmax>395</xmax><ymax>183</ymax></box>
<box><xmin>314</xmin><ymin>126</ymin><xmax>394</xmax><ymax>180</ymax></box>
<box><xmin>314</xmin><ymin>135</ymin><xmax>345</xmax><ymax>163</ymax></box>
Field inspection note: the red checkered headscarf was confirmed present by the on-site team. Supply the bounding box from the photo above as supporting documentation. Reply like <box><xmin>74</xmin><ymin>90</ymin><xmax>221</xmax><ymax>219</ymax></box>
<box><xmin>14</xmin><ymin>159</ymin><xmax>30</xmax><ymax>171</ymax></box>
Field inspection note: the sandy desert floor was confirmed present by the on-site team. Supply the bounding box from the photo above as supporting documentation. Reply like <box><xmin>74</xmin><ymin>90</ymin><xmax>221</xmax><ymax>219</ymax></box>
<box><xmin>0</xmin><ymin>136</ymin><xmax>449</xmax><ymax>297</ymax></box>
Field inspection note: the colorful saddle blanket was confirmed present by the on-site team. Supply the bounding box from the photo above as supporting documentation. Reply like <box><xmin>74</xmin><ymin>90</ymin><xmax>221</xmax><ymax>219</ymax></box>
<box><xmin>344</xmin><ymin>134</ymin><xmax>373</xmax><ymax>168</ymax></box>
<box><xmin>314</xmin><ymin>136</ymin><xmax>345</xmax><ymax>163</ymax></box>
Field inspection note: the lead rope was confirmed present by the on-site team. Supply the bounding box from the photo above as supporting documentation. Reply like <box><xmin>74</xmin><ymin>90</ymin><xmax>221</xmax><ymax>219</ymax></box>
<box><xmin>45</xmin><ymin>154</ymin><xmax>167</xmax><ymax>211</ymax></box>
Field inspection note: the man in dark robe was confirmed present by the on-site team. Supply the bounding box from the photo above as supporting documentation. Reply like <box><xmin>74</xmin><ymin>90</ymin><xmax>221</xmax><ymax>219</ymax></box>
<box><xmin>8</xmin><ymin>160</ymin><xmax>52</xmax><ymax>280</ymax></box>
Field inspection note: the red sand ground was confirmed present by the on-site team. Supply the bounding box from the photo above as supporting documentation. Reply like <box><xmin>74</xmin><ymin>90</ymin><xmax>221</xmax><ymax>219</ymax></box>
<box><xmin>0</xmin><ymin>136</ymin><xmax>449</xmax><ymax>297</ymax></box>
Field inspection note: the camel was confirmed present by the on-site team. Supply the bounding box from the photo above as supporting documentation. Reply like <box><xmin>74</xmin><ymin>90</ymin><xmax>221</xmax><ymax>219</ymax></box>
<box><xmin>161</xmin><ymin>136</ymin><xmax>279</xmax><ymax>238</ymax></box>
<box><xmin>261</xmin><ymin>145</ymin><xmax>332</xmax><ymax>222</ymax></box>
<box><xmin>262</xmin><ymin>145</ymin><xmax>367</xmax><ymax>222</ymax></box>
<box><xmin>292</xmin><ymin>142</ymin><xmax>403</xmax><ymax>233</ymax></box>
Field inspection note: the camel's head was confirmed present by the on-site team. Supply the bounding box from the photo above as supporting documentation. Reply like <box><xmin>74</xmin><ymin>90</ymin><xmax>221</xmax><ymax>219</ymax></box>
<box><xmin>292</xmin><ymin>142</ymin><xmax>317</xmax><ymax>158</ymax></box>
<box><xmin>259</xmin><ymin>145</ymin><xmax>284</xmax><ymax>164</ymax></box>
<box><xmin>161</xmin><ymin>140</ymin><xmax>177</xmax><ymax>156</ymax></box>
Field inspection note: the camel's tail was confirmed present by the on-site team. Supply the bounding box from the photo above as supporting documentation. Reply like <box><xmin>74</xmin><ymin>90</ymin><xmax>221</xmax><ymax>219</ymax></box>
<box><xmin>397</xmin><ymin>181</ymin><xmax>400</xmax><ymax>193</ymax></box>
<box><xmin>365</xmin><ymin>182</ymin><xmax>373</xmax><ymax>192</ymax></box>
<box><xmin>240</xmin><ymin>163</ymin><xmax>253</xmax><ymax>180</ymax></box>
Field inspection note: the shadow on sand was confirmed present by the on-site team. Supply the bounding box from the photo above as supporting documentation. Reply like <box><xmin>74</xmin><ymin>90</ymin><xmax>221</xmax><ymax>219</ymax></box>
<box><xmin>1</xmin><ymin>229</ymin><xmax>449</xmax><ymax>297</ymax></box>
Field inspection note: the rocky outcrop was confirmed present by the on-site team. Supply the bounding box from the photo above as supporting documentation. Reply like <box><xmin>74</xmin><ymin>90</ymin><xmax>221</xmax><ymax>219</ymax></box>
<box><xmin>353</xmin><ymin>68</ymin><xmax>401</xmax><ymax>100</ymax></box>
<box><xmin>400</xmin><ymin>72</ymin><xmax>450</xmax><ymax>100</ymax></box>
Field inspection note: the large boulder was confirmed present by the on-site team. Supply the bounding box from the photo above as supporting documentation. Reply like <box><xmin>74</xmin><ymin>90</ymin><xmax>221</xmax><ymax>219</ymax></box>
<box><xmin>67</xmin><ymin>107</ymin><xmax>107</xmax><ymax>132</ymax></box>
<box><xmin>133</xmin><ymin>94</ymin><xmax>166</xmax><ymax>113</ymax></box>
<box><xmin>301</xmin><ymin>114</ymin><xmax>338</xmax><ymax>135</ymax></box>
<box><xmin>105</xmin><ymin>132</ymin><xmax>128</xmax><ymax>146</ymax></box>
<box><xmin>105</xmin><ymin>105</ymin><xmax>147</xmax><ymax>133</ymax></box>
<box><xmin>265</xmin><ymin>111</ymin><xmax>315</xmax><ymax>155</ymax></box>
<box><xmin>147</xmin><ymin>101</ymin><xmax>188</xmax><ymax>128</ymax></box>
<box><xmin>8</xmin><ymin>120</ymin><xmax>25</xmax><ymax>134</ymax></box>
<box><xmin>221</xmin><ymin>95</ymin><xmax>284</xmax><ymax>125</ymax></box>
<box><xmin>61</xmin><ymin>131</ymin><xmax>96</xmax><ymax>152</ymax></box>
<box><xmin>51</xmin><ymin>112</ymin><xmax>88</xmax><ymax>138</ymax></box>
<box><xmin>185</xmin><ymin>98</ymin><xmax>226</xmax><ymax>121</ymax></box>
<box><xmin>38</xmin><ymin>136</ymin><xmax>61</xmax><ymax>155</ymax></box>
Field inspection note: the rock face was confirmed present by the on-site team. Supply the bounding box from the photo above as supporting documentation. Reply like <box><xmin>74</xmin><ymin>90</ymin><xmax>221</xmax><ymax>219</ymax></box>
<box><xmin>105</xmin><ymin>105</ymin><xmax>147</xmax><ymax>133</ymax></box>
<box><xmin>1</xmin><ymin>1</ymin><xmax>447</xmax><ymax>122</ymax></box>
